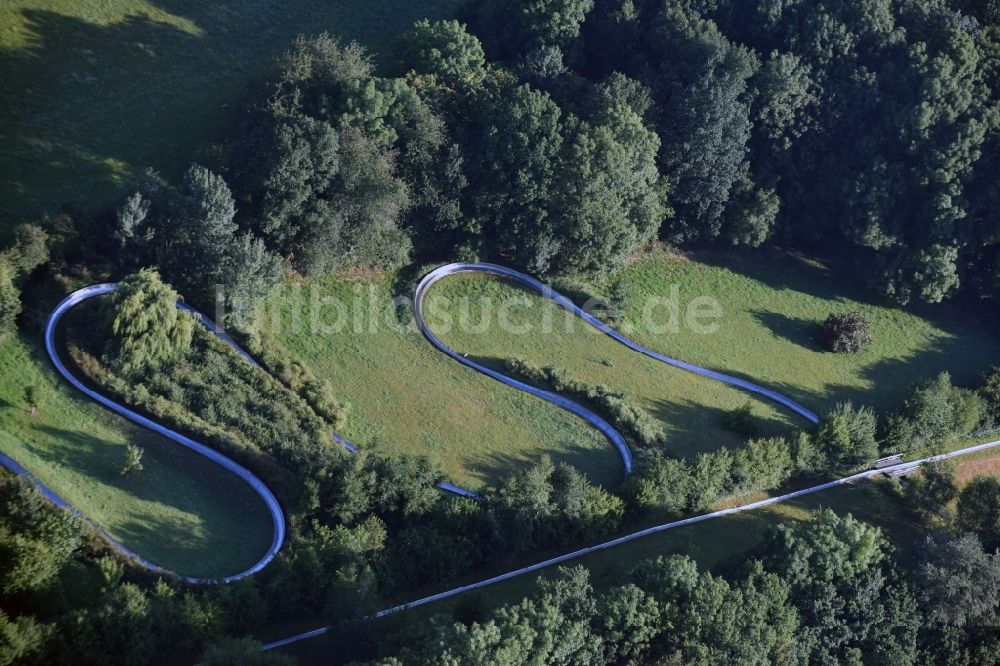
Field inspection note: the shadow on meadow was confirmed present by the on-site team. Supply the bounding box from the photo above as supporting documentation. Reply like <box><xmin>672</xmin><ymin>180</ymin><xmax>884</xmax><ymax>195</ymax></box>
<box><xmin>466</xmin><ymin>439</ymin><xmax>627</xmax><ymax>491</ymax></box>
<box><xmin>0</xmin><ymin>0</ymin><xmax>462</xmax><ymax>221</ymax></box>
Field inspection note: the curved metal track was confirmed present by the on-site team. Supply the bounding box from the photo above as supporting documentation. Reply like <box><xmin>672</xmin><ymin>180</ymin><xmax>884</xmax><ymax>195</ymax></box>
<box><xmin>3</xmin><ymin>261</ymin><xmax>817</xmax><ymax>585</ymax></box>
<box><xmin>24</xmin><ymin>284</ymin><xmax>286</xmax><ymax>584</ymax></box>
<box><xmin>413</xmin><ymin>263</ymin><xmax>819</xmax><ymax>479</ymax></box>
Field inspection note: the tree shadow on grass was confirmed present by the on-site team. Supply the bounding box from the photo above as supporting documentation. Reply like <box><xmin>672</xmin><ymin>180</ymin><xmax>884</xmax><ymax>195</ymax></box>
<box><xmin>466</xmin><ymin>440</ymin><xmax>627</xmax><ymax>491</ymax></box>
<box><xmin>24</xmin><ymin>424</ymin><xmax>271</xmax><ymax>575</ymax></box>
<box><xmin>751</xmin><ymin>311</ymin><xmax>822</xmax><ymax>350</ymax></box>
<box><xmin>0</xmin><ymin>0</ymin><xmax>464</xmax><ymax>220</ymax></box>
<box><xmin>648</xmin><ymin>397</ymin><xmax>800</xmax><ymax>459</ymax></box>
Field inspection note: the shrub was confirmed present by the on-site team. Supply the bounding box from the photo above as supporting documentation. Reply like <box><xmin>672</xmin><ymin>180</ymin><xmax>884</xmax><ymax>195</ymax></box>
<box><xmin>106</xmin><ymin>268</ymin><xmax>195</xmax><ymax>373</ymax></box>
<box><xmin>884</xmin><ymin>372</ymin><xmax>983</xmax><ymax>454</ymax></box>
<box><xmin>731</xmin><ymin>436</ymin><xmax>792</xmax><ymax>494</ymax></box>
<box><xmin>978</xmin><ymin>366</ymin><xmax>1000</xmax><ymax>427</ymax></box>
<box><xmin>812</xmin><ymin>402</ymin><xmax>878</xmax><ymax>470</ymax></box>
<box><xmin>821</xmin><ymin>311</ymin><xmax>873</xmax><ymax>353</ymax></box>
<box><xmin>627</xmin><ymin>455</ymin><xmax>691</xmax><ymax>512</ymax></box>
<box><xmin>957</xmin><ymin>476</ymin><xmax>1000</xmax><ymax>552</ymax></box>
<box><xmin>901</xmin><ymin>462</ymin><xmax>957</xmax><ymax>519</ymax></box>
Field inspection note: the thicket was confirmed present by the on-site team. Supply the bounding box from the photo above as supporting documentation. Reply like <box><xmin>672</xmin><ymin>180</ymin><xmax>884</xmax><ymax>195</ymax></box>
<box><xmin>884</xmin><ymin>372</ymin><xmax>988</xmax><ymax>455</ymax></box>
<box><xmin>367</xmin><ymin>508</ymin><xmax>1000</xmax><ymax>665</ymax></box>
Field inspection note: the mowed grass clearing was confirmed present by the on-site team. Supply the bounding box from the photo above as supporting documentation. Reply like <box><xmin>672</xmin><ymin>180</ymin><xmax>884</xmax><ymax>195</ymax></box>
<box><xmin>258</xmin><ymin>276</ymin><xmax>620</xmax><ymax>489</ymax></box>
<box><xmin>618</xmin><ymin>249</ymin><xmax>1000</xmax><ymax>417</ymax></box>
<box><xmin>0</xmin><ymin>0</ymin><xmax>462</xmax><ymax>224</ymax></box>
<box><xmin>0</xmin><ymin>333</ymin><xmax>274</xmax><ymax>579</ymax></box>
<box><xmin>424</xmin><ymin>273</ymin><xmax>805</xmax><ymax>459</ymax></box>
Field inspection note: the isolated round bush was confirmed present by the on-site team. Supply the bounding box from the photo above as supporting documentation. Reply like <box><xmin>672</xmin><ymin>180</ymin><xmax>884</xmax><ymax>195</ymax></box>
<box><xmin>822</xmin><ymin>311</ymin><xmax>873</xmax><ymax>353</ymax></box>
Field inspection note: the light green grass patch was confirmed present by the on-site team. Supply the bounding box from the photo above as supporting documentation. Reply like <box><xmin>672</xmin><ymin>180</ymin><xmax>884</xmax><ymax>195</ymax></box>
<box><xmin>0</xmin><ymin>334</ymin><xmax>274</xmax><ymax>578</ymax></box>
<box><xmin>619</xmin><ymin>250</ymin><xmax>1000</xmax><ymax>416</ymax></box>
<box><xmin>424</xmin><ymin>273</ymin><xmax>804</xmax><ymax>459</ymax></box>
<box><xmin>258</xmin><ymin>276</ymin><xmax>621</xmax><ymax>489</ymax></box>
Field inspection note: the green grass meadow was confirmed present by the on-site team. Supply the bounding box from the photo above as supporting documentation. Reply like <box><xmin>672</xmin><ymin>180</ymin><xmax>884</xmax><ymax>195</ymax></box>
<box><xmin>261</xmin><ymin>250</ymin><xmax>1000</xmax><ymax>489</ymax></box>
<box><xmin>0</xmin><ymin>334</ymin><xmax>274</xmax><ymax>578</ymax></box>
<box><xmin>0</xmin><ymin>0</ymin><xmax>462</xmax><ymax>224</ymax></box>
<box><xmin>424</xmin><ymin>273</ymin><xmax>804</xmax><ymax>459</ymax></box>
<box><xmin>258</xmin><ymin>276</ymin><xmax>620</xmax><ymax>489</ymax></box>
<box><xmin>618</xmin><ymin>249</ymin><xmax>1000</xmax><ymax>417</ymax></box>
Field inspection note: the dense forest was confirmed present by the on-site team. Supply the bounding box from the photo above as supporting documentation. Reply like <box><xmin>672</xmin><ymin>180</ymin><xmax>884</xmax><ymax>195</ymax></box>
<box><xmin>3</xmin><ymin>0</ymin><xmax>1000</xmax><ymax>663</ymax></box>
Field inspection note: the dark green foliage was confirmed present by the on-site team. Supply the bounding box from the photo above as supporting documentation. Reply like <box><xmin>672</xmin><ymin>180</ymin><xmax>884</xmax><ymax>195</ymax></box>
<box><xmin>978</xmin><ymin>366</ymin><xmax>1000</xmax><ymax>426</ymax></box>
<box><xmin>885</xmin><ymin>372</ymin><xmax>984</xmax><ymax>454</ymax></box>
<box><xmin>377</xmin><ymin>511</ymin><xmax>924</xmax><ymax>666</ymax></box>
<box><xmin>731</xmin><ymin>436</ymin><xmax>793</xmax><ymax>494</ymax></box>
<box><xmin>0</xmin><ymin>224</ymin><xmax>50</xmax><ymax>340</ymax></box>
<box><xmin>917</xmin><ymin>533</ymin><xmax>1000</xmax><ymax>628</ymax></box>
<box><xmin>628</xmin><ymin>454</ymin><xmax>692</xmax><ymax>512</ymax></box>
<box><xmin>761</xmin><ymin>509</ymin><xmax>919</xmax><ymax>664</ymax></box>
<box><xmin>646</xmin><ymin>5</ymin><xmax>759</xmax><ymax>243</ymax></box>
<box><xmin>464</xmin><ymin>78</ymin><xmax>566</xmax><ymax>272</ymax></box>
<box><xmin>629</xmin><ymin>434</ymin><xmax>797</xmax><ymax>512</ymax></box>
<box><xmin>724</xmin><ymin>401</ymin><xmax>759</xmax><ymax>438</ymax></box>
<box><xmin>105</xmin><ymin>269</ymin><xmax>195</xmax><ymax>373</ymax></box>
<box><xmin>395</xmin><ymin>19</ymin><xmax>486</xmax><ymax>80</ymax></box>
<box><xmin>0</xmin><ymin>608</ymin><xmax>50</xmax><ymax>666</ymax></box>
<box><xmin>165</xmin><ymin>164</ymin><xmax>239</xmax><ymax>286</ymax></box>
<box><xmin>821</xmin><ymin>311</ymin><xmax>873</xmax><ymax>354</ymax></box>
<box><xmin>0</xmin><ymin>477</ymin><xmax>82</xmax><ymax>596</ymax></box>
<box><xmin>6</xmin><ymin>224</ymin><xmax>49</xmax><ymax>276</ymax></box>
<box><xmin>0</xmin><ymin>260</ymin><xmax>18</xmax><ymax>341</ymax></box>
<box><xmin>957</xmin><ymin>476</ymin><xmax>1000</xmax><ymax>551</ymax></box>
<box><xmin>202</xmin><ymin>638</ymin><xmax>295</xmax><ymax>666</ymax></box>
<box><xmin>811</xmin><ymin>402</ymin><xmax>878</xmax><ymax>470</ymax></box>
<box><xmin>485</xmin><ymin>456</ymin><xmax>624</xmax><ymax>554</ymax></box>
<box><xmin>231</xmin><ymin>35</ymin><xmax>413</xmax><ymax>276</ymax></box>
<box><xmin>469</xmin><ymin>0</ymin><xmax>595</xmax><ymax>56</ymax></box>
<box><xmin>554</xmin><ymin>96</ymin><xmax>666</xmax><ymax>271</ymax></box>
<box><xmin>902</xmin><ymin>462</ymin><xmax>958</xmax><ymax>519</ymax></box>
<box><xmin>112</xmin><ymin>167</ymin><xmax>283</xmax><ymax>322</ymax></box>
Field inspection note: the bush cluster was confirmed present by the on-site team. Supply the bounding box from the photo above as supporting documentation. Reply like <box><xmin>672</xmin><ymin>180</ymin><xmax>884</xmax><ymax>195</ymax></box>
<box><xmin>821</xmin><ymin>311</ymin><xmax>873</xmax><ymax>354</ymax></box>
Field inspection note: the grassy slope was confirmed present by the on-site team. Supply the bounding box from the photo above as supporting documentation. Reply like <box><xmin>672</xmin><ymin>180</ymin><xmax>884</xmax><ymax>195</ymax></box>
<box><xmin>258</xmin><ymin>276</ymin><xmax>620</xmax><ymax>489</ymax></box>
<box><xmin>424</xmin><ymin>274</ymin><xmax>804</xmax><ymax>459</ymax></box>
<box><xmin>0</xmin><ymin>0</ymin><xmax>461</xmax><ymax>223</ymax></box>
<box><xmin>619</xmin><ymin>249</ymin><xmax>1000</xmax><ymax>416</ymax></box>
<box><xmin>0</xmin><ymin>334</ymin><xmax>273</xmax><ymax>578</ymax></box>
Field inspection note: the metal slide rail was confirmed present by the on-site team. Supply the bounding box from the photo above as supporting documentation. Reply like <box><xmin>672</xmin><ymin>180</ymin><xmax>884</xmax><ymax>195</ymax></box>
<box><xmin>260</xmin><ymin>437</ymin><xmax>1000</xmax><ymax>651</ymax></box>
<box><xmin>0</xmin><ymin>284</ymin><xmax>287</xmax><ymax>584</ymax></box>
<box><xmin>5</xmin><ymin>261</ymin><xmax>817</xmax><ymax>585</ymax></box>
<box><xmin>415</xmin><ymin>263</ymin><xmax>818</xmax><ymax>425</ymax></box>
<box><xmin>412</xmin><ymin>262</ymin><xmax>821</xmax><ymax>481</ymax></box>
